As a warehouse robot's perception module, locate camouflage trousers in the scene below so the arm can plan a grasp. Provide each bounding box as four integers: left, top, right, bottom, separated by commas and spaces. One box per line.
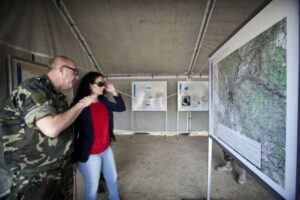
7, 161, 73, 200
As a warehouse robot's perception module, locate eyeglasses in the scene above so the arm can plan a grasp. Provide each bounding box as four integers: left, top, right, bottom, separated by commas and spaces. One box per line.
94, 82, 106, 87
62, 65, 79, 76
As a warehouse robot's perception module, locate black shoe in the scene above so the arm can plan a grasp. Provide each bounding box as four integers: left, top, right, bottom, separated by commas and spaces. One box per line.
97, 180, 107, 194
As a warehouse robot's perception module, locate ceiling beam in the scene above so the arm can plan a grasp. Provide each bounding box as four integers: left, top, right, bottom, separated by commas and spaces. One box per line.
187, 0, 215, 75
53, 0, 103, 73
106, 73, 209, 80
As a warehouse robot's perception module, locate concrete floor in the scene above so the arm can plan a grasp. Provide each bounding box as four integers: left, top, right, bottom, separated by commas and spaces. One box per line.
74, 135, 276, 200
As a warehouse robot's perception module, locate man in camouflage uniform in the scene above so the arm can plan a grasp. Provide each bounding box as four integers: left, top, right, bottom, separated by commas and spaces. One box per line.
0, 55, 96, 200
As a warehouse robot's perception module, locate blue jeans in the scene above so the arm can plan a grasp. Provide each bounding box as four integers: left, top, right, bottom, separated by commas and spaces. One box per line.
78, 146, 119, 200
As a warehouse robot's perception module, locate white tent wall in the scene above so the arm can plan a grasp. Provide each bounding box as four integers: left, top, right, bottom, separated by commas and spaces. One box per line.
109, 78, 209, 133
0, 0, 94, 104
0, 0, 273, 198
0, 0, 93, 197
0, 1, 210, 196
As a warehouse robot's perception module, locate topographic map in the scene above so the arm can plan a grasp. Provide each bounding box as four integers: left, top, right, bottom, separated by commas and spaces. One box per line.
213, 18, 286, 187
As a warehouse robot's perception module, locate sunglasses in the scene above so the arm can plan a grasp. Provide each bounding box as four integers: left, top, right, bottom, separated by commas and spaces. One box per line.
62, 65, 79, 76
94, 82, 106, 87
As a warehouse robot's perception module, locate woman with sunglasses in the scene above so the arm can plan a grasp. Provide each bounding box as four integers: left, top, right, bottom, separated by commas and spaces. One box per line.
72, 72, 125, 200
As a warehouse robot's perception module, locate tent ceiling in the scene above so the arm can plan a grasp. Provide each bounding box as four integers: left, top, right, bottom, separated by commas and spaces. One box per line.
63, 0, 268, 76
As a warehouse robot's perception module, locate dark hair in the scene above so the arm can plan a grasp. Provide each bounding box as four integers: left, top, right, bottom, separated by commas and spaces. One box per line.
72, 71, 104, 105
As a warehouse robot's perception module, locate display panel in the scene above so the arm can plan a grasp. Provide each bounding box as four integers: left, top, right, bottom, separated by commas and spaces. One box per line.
209, 0, 298, 199
11, 57, 49, 90
132, 81, 167, 111
177, 81, 208, 111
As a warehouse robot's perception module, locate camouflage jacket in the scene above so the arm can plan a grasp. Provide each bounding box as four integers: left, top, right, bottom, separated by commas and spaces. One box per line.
0, 75, 74, 174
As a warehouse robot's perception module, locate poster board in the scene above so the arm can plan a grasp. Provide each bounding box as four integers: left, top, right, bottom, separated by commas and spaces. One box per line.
209, 0, 298, 199
177, 81, 208, 111
132, 81, 167, 111
11, 57, 49, 90
10, 57, 73, 103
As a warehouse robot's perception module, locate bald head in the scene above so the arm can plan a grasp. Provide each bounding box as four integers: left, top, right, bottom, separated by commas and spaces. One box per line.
47, 55, 79, 90
49, 55, 75, 70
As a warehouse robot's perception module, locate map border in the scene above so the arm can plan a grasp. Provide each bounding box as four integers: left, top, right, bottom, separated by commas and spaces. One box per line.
208, 0, 299, 199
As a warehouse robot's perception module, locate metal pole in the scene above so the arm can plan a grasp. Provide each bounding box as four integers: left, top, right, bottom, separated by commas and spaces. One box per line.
186, 77, 189, 133
186, 111, 188, 133
189, 111, 192, 132
207, 137, 213, 200
165, 110, 168, 134
176, 110, 179, 139
131, 110, 134, 136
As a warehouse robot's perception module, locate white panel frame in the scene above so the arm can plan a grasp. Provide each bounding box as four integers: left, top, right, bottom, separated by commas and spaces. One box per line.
177, 81, 209, 111
131, 81, 167, 111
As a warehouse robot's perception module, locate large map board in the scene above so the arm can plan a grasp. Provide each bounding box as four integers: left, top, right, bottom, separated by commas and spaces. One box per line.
132, 81, 167, 111
209, 0, 298, 199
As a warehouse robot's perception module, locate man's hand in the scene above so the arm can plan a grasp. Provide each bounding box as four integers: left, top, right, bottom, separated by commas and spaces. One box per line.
35, 95, 98, 138
78, 95, 98, 108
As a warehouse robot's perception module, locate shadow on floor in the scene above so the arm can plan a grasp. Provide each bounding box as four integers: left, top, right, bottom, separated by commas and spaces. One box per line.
75, 135, 276, 200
